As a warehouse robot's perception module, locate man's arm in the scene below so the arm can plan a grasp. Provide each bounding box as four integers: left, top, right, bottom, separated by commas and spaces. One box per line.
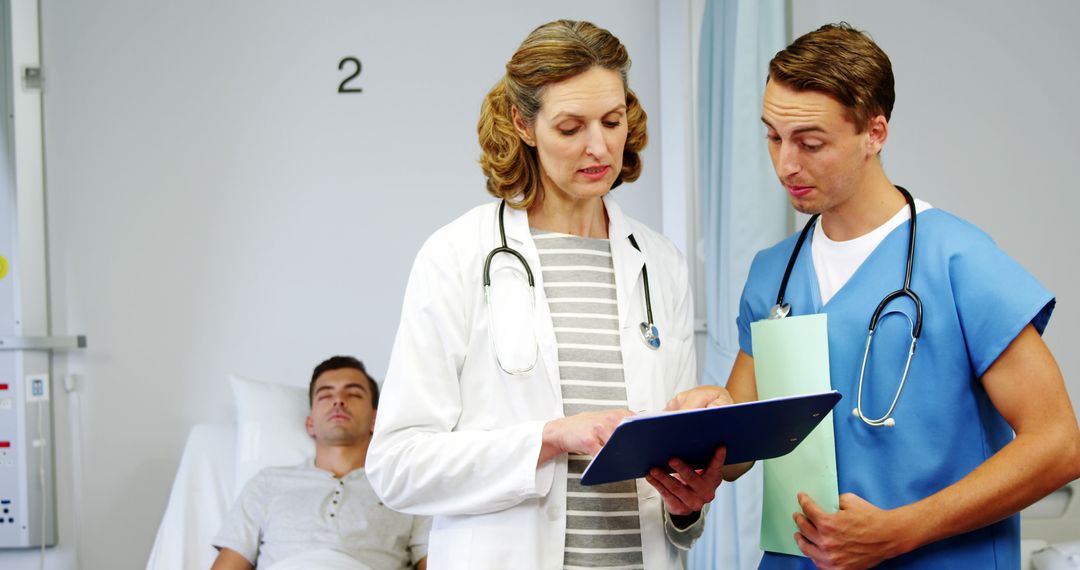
794, 324, 1080, 569
408, 514, 432, 570
720, 351, 757, 481
211, 471, 265, 570
724, 350, 758, 404
210, 547, 254, 570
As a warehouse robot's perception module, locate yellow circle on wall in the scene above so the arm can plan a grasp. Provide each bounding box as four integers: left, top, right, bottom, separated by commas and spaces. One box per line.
0, 255, 7, 280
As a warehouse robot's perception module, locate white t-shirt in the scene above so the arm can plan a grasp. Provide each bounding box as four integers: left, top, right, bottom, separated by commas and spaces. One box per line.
213, 461, 430, 569
812, 198, 933, 305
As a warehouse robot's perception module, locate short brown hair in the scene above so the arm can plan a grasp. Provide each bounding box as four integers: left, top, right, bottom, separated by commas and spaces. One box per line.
768, 22, 894, 132
478, 20, 648, 210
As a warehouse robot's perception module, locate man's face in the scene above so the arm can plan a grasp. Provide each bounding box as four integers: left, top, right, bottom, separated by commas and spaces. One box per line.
761, 80, 883, 216
305, 368, 376, 447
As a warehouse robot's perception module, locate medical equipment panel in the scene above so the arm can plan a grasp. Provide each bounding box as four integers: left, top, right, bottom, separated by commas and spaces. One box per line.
0, 3, 60, 546
0, 136, 57, 547
0, 365, 56, 549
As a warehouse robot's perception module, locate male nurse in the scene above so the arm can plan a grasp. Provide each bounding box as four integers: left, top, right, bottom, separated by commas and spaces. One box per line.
674, 22, 1080, 569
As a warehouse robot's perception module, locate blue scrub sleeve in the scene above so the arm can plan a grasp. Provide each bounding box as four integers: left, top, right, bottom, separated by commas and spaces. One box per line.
736, 249, 778, 358
735, 234, 807, 359
736, 289, 755, 357
949, 224, 1055, 378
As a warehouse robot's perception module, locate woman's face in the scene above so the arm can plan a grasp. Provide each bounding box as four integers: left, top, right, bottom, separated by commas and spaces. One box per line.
515, 67, 628, 205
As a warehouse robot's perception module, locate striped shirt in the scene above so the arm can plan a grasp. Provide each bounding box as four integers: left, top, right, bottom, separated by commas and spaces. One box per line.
533, 229, 645, 570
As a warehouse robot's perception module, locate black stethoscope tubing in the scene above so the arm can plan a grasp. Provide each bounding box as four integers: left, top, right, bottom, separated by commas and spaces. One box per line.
772, 186, 922, 339
772, 186, 923, 427
627, 233, 654, 329
483, 200, 535, 288
484, 200, 660, 351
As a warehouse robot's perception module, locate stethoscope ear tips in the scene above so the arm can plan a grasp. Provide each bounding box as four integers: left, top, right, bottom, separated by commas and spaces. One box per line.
639, 322, 660, 350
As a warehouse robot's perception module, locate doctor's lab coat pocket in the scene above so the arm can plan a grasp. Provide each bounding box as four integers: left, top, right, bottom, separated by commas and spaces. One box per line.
486, 265, 538, 377
426, 526, 472, 570
429, 524, 541, 570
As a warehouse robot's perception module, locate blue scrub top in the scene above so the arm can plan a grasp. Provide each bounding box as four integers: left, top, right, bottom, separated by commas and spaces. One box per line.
737, 208, 1054, 569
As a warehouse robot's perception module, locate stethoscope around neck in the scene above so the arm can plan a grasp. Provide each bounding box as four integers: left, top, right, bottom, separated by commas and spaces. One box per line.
483, 200, 661, 376
769, 186, 923, 428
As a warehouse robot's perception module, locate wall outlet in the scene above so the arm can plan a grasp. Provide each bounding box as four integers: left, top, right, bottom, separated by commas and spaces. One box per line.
25, 375, 49, 403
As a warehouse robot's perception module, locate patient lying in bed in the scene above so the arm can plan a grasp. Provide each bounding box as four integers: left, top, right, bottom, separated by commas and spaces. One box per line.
210, 356, 430, 570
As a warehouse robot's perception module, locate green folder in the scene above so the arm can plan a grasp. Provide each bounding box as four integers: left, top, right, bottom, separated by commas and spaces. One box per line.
751, 313, 839, 556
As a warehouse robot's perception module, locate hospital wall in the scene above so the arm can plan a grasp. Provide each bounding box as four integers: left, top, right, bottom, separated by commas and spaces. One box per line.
2, 2, 665, 568
2, 2, 1078, 570
789, 1, 1080, 414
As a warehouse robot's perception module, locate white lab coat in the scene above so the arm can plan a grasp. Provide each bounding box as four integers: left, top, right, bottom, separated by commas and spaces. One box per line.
367, 195, 703, 569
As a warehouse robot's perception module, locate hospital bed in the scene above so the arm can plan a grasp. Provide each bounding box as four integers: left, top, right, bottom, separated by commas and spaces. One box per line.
146, 423, 237, 569
146, 375, 1080, 569
147, 376, 315, 570
1023, 480, 1080, 569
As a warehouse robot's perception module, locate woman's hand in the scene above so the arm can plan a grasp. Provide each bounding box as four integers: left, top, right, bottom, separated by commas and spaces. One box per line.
537, 409, 633, 465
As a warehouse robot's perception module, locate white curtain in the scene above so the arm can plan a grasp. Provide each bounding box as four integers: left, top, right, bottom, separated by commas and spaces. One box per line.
689, 1, 788, 568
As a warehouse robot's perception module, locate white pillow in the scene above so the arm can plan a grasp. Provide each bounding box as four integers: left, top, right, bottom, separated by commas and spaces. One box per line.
230, 374, 315, 497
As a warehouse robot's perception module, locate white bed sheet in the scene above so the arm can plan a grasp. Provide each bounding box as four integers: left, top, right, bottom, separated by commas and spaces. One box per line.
146, 423, 236, 570
147, 424, 1077, 570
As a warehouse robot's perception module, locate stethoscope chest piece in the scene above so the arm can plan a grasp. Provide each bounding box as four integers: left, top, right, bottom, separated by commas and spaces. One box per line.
486, 200, 665, 373
640, 322, 661, 350
769, 303, 791, 320
768, 186, 921, 429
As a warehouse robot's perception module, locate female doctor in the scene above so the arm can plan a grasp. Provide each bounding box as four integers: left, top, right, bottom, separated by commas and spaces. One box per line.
367, 20, 725, 570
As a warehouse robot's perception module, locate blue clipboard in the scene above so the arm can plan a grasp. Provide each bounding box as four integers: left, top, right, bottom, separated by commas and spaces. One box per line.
580, 391, 842, 486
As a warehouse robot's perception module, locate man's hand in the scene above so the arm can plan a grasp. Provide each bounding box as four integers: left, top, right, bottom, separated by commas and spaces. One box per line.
664, 385, 734, 411
645, 446, 726, 516
793, 492, 910, 570
537, 409, 634, 465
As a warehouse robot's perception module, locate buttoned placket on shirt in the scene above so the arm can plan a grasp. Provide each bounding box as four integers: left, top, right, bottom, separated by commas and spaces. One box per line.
326, 468, 368, 532
327, 474, 345, 526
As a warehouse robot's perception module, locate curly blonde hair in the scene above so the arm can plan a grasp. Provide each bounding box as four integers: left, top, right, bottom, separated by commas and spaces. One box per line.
478, 20, 648, 210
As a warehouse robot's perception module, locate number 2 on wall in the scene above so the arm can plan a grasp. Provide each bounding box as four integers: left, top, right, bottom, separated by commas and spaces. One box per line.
338, 57, 363, 94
